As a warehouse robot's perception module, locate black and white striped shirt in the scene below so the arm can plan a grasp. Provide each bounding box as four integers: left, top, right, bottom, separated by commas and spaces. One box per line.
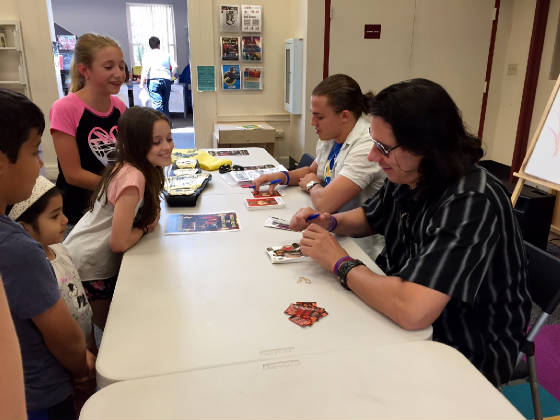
362, 165, 531, 385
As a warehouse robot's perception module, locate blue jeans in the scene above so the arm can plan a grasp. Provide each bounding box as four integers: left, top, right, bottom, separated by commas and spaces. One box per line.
148, 78, 172, 117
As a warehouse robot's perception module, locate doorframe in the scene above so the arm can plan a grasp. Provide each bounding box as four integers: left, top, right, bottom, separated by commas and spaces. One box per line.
510, 0, 550, 180
323, 0, 331, 79
478, 0, 501, 140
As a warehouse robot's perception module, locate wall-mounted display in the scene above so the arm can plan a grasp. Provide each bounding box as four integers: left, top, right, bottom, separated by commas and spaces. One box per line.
242, 67, 263, 90
241, 36, 262, 61
241, 5, 262, 33
222, 64, 241, 90
220, 36, 240, 61
220, 4, 241, 32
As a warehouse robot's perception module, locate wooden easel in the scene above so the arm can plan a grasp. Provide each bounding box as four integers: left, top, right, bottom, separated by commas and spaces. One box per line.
512, 75, 560, 235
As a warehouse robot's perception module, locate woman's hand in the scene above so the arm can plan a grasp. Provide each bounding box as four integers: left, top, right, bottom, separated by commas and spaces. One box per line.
298, 172, 321, 192
290, 207, 332, 232
299, 223, 348, 272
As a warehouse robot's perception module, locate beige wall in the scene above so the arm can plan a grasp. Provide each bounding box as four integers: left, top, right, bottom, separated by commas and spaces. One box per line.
6, 0, 558, 173
482, 0, 535, 164
188, 0, 308, 165
1, 0, 62, 178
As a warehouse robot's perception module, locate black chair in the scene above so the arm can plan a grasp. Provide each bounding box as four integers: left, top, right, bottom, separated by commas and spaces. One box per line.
507, 241, 560, 420
297, 153, 315, 169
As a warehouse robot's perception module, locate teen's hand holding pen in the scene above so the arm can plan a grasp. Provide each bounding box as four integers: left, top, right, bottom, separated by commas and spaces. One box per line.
289, 208, 334, 232
252, 171, 290, 194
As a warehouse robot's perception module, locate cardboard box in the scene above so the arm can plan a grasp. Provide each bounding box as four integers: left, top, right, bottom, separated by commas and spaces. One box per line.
214, 122, 274, 146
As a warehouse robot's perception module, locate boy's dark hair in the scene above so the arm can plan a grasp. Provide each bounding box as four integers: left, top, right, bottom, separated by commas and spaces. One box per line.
368, 78, 483, 196
0, 89, 45, 163
16, 187, 62, 231
149, 36, 160, 49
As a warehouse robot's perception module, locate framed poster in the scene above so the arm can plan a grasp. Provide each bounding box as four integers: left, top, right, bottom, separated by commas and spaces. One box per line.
219, 4, 241, 32
220, 36, 240, 61
241, 36, 262, 61
241, 5, 262, 33
242, 67, 263, 90
222, 64, 241, 90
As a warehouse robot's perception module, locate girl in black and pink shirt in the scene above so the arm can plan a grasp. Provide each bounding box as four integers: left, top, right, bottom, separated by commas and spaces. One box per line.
50, 34, 127, 225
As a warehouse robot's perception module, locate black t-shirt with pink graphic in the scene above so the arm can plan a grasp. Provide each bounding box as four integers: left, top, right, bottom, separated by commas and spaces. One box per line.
50, 93, 127, 224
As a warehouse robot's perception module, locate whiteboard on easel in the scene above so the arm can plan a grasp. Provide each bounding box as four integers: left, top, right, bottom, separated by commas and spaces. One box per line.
524, 80, 560, 184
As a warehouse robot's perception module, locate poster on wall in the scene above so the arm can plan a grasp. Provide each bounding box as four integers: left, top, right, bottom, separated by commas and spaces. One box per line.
241, 36, 262, 61
242, 67, 263, 90
220, 36, 240, 61
57, 35, 76, 51
196, 66, 216, 92
222, 64, 241, 90
241, 5, 262, 33
220, 4, 241, 32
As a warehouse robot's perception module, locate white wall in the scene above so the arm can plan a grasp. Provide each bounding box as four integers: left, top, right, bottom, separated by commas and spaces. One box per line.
1, 0, 63, 179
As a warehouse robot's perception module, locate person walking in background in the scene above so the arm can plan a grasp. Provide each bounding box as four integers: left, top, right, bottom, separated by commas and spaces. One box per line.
140, 36, 177, 117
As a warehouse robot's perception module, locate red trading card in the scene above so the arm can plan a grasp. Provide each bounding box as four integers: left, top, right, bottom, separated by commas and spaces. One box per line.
246, 197, 279, 207
251, 190, 281, 198
296, 302, 317, 308
289, 316, 314, 327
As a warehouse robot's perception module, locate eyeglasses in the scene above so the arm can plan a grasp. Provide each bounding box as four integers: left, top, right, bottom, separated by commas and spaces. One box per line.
218, 164, 245, 174
369, 127, 401, 157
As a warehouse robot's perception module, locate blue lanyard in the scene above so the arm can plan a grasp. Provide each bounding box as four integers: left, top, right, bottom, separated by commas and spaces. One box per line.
323, 142, 343, 185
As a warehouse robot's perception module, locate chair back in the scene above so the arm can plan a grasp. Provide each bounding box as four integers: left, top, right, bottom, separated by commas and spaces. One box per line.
297, 153, 315, 169
525, 241, 560, 315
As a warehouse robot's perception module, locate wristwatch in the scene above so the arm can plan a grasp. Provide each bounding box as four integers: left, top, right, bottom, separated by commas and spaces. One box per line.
337, 259, 365, 290
305, 180, 320, 192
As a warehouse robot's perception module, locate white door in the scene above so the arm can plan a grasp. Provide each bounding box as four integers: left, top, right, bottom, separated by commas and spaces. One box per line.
329, 0, 494, 133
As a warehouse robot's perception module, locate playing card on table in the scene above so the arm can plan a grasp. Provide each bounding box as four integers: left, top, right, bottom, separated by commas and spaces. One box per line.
265, 243, 309, 263
251, 189, 285, 198
246, 197, 285, 210
264, 217, 290, 231
284, 302, 328, 327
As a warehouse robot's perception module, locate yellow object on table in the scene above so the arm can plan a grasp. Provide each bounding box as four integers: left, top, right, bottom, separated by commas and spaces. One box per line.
193, 150, 231, 171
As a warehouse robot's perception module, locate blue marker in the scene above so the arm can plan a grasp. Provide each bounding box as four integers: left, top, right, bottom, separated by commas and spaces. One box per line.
249, 179, 283, 188
306, 213, 320, 221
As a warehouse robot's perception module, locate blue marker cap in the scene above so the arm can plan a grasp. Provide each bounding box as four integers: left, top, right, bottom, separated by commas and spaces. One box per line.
306, 213, 320, 221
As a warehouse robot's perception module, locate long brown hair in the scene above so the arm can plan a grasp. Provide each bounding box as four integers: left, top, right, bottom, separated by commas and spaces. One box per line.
91, 107, 169, 229
70, 33, 122, 92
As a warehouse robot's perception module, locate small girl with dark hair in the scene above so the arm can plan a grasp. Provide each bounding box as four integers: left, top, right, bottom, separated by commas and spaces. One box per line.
64, 107, 174, 329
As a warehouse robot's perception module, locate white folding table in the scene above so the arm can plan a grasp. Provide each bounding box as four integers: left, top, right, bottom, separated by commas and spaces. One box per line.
83, 341, 522, 419
96, 148, 431, 388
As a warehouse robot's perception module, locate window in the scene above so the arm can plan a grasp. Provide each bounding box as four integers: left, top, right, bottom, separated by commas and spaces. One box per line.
126, 3, 177, 67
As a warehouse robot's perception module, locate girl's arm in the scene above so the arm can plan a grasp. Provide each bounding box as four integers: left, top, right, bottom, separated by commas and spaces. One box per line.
52, 131, 101, 191
32, 297, 88, 379
109, 186, 145, 253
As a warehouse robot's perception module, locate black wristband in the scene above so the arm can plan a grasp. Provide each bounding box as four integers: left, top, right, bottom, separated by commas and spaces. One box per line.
336, 259, 364, 290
